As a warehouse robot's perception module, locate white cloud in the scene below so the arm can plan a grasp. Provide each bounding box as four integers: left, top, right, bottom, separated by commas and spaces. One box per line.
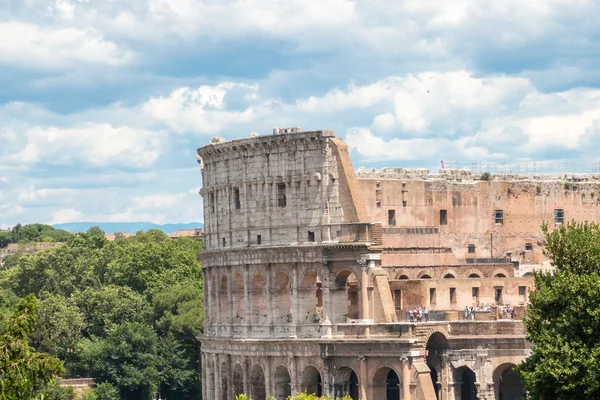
50, 208, 83, 224
6, 124, 166, 168
0, 21, 133, 70
17, 185, 79, 205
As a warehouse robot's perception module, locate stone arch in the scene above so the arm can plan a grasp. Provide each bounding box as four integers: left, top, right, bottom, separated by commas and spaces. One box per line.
299, 270, 323, 323
300, 366, 322, 396
464, 268, 484, 279
454, 366, 477, 400
426, 331, 449, 399
274, 271, 292, 324
233, 273, 245, 323
332, 269, 360, 323
372, 366, 401, 400
395, 268, 413, 280
398, 274, 410, 280
220, 361, 229, 400
220, 275, 228, 324
233, 363, 244, 397
522, 272, 534, 277
418, 269, 433, 279
251, 273, 267, 324
493, 363, 524, 400
441, 269, 458, 279
333, 367, 359, 400
491, 268, 510, 278
274, 365, 292, 400
250, 364, 266, 400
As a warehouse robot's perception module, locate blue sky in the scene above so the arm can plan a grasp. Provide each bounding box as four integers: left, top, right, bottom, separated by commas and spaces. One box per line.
2, 0, 600, 227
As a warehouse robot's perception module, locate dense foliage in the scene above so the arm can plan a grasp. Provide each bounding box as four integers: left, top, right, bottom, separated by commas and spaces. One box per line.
517, 221, 600, 399
0, 227, 204, 400
235, 394, 353, 400
0, 224, 72, 248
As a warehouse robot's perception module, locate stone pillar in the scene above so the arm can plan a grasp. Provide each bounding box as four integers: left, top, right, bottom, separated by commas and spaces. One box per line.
215, 269, 222, 335
201, 353, 207, 400
243, 358, 250, 396
290, 356, 299, 395
321, 262, 333, 338
228, 354, 234, 400
322, 357, 332, 396
359, 356, 368, 400
359, 260, 371, 337
227, 267, 233, 332
214, 354, 220, 400
402, 357, 412, 400
206, 270, 213, 334
244, 266, 251, 336
267, 264, 273, 332
265, 357, 273, 398
292, 262, 299, 337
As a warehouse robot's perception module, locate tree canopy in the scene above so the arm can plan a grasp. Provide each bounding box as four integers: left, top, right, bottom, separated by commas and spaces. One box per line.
517, 221, 600, 399
0, 227, 204, 399
0, 224, 72, 248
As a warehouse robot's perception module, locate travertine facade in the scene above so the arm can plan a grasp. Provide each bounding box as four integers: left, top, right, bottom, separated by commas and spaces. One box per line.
196, 129, 562, 400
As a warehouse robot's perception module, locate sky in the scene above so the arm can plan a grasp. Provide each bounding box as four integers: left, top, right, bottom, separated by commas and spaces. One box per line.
2, 0, 600, 227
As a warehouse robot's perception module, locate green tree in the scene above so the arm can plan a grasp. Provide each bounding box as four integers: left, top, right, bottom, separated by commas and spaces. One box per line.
77, 322, 159, 399
82, 382, 120, 400
0, 295, 64, 399
517, 221, 600, 399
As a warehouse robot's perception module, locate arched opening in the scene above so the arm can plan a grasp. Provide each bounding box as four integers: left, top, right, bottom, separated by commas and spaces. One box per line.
220, 361, 229, 400
233, 364, 244, 397
420, 274, 432, 279
522, 272, 534, 277
211, 278, 218, 323
300, 366, 322, 396
220, 275, 228, 324
300, 271, 323, 323
332, 270, 360, 323
494, 273, 507, 278
333, 367, 359, 400
443, 274, 456, 279
274, 366, 292, 400
251, 274, 267, 325
426, 332, 448, 399
454, 367, 477, 400
233, 273, 245, 324
468, 274, 481, 278
372, 367, 400, 400
274, 271, 292, 325
495, 364, 525, 400
398, 275, 410, 280
250, 364, 266, 400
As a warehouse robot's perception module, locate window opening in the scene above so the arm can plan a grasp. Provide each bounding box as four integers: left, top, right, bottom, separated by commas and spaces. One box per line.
554, 209, 564, 224
308, 231, 315, 242
525, 243, 533, 251
277, 183, 287, 207
234, 188, 240, 209
429, 288, 436, 305
388, 210, 396, 226
257, 235, 262, 245
494, 210, 504, 225
376, 201, 382, 208
468, 244, 475, 253
402, 200, 407, 207
449, 287, 457, 304
440, 210, 448, 225
222, 238, 226, 247
210, 193, 215, 213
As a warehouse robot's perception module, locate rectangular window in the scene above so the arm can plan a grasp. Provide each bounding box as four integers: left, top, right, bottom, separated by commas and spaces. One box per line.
388, 210, 396, 226
440, 209, 448, 225
308, 231, 315, 242
234, 188, 240, 209
210, 193, 215, 213
449, 287, 457, 304
525, 243, 533, 251
402, 200, 407, 207
495, 287, 503, 303
256, 235, 262, 245
376, 201, 382, 208
277, 183, 287, 207
222, 238, 226, 247
429, 288, 436, 305
468, 244, 476, 254
494, 210, 504, 225
393, 290, 402, 309
519, 286, 527, 296
554, 209, 564, 224
472, 287, 479, 299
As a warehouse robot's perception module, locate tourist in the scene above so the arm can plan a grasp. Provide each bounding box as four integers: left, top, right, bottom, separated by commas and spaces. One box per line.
409, 309, 414, 322
424, 307, 429, 322
464, 306, 469, 320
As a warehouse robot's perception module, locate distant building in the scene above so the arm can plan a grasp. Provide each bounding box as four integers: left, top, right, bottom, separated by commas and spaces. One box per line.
104, 232, 136, 241
168, 228, 204, 239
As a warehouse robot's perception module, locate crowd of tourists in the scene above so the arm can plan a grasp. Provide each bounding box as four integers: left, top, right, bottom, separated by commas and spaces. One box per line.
407, 307, 429, 322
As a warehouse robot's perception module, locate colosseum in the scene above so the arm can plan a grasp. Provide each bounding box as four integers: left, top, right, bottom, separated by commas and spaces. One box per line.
197, 128, 600, 400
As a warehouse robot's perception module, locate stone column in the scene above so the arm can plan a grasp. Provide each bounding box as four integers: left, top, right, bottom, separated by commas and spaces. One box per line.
321, 262, 333, 338
265, 357, 273, 398
227, 267, 233, 336
243, 358, 250, 396
227, 354, 234, 400
214, 354, 220, 400
402, 357, 412, 400
322, 356, 332, 397
290, 356, 299, 395
244, 266, 251, 336
215, 268, 222, 335
359, 356, 368, 400
204, 269, 211, 332
201, 353, 207, 400
359, 260, 371, 337
266, 264, 273, 333
292, 262, 299, 337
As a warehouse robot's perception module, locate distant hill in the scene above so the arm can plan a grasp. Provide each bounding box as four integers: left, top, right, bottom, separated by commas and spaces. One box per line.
52, 222, 203, 235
